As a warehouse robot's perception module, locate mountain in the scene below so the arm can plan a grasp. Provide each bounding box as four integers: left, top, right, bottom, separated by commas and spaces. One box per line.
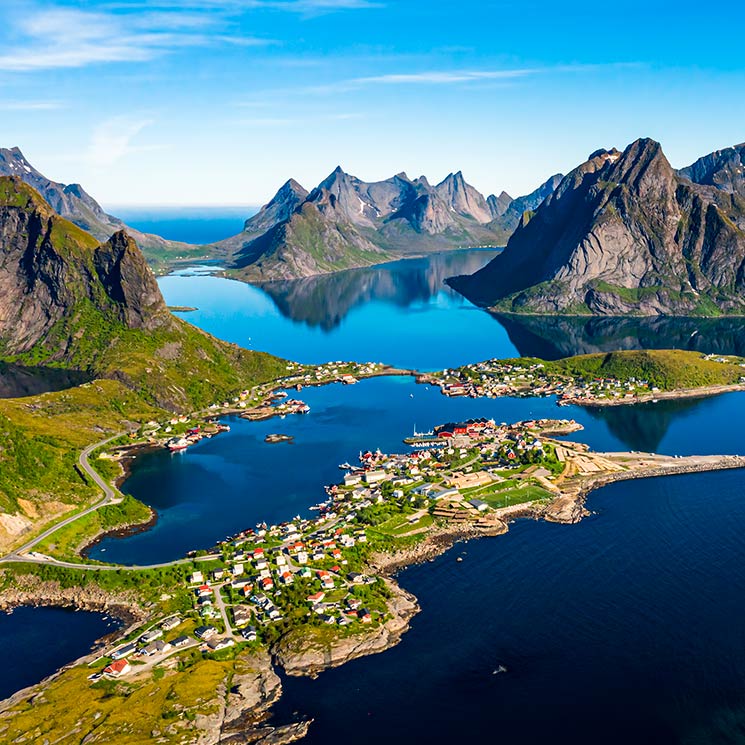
679, 143, 745, 197
222, 168, 563, 282
0, 147, 210, 271
448, 138, 745, 316
0, 176, 284, 410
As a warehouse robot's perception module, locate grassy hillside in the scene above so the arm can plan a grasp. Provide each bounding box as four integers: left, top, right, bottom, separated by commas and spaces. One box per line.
0, 380, 165, 543
5, 304, 288, 412
551, 349, 745, 390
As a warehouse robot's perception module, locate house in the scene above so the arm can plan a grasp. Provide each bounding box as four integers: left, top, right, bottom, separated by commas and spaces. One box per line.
103, 659, 131, 678
359, 609, 372, 624
347, 572, 365, 584
468, 498, 489, 512
161, 616, 182, 631
231, 563, 244, 576
241, 626, 258, 642
344, 472, 362, 487
296, 551, 309, 565
140, 629, 163, 644
171, 635, 191, 648
211, 569, 225, 581
208, 637, 235, 651
142, 640, 172, 656
189, 571, 204, 584
110, 643, 137, 660
259, 576, 274, 591
195, 625, 219, 640
196, 584, 213, 598
364, 470, 387, 484
307, 591, 325, 604
233, 607, 252, 627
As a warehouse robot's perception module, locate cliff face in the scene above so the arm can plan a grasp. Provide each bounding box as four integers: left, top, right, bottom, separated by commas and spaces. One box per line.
448, 139, 745, 316
225, 167, 563, 281
679, 143, 745, 197
0, 176, 285, 411
0, 177, 169, 357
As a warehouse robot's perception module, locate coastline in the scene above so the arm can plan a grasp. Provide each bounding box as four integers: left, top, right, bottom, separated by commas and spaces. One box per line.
561, 382, 745, 408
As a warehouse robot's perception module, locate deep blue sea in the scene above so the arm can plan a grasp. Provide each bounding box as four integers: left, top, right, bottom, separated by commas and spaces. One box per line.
9, 243, 745, 743
0, 607, 120, 700
110, 205, 256, 245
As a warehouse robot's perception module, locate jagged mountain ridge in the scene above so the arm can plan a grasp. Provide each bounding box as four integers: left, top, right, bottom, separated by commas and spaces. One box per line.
222, 167, 563, 281
0, 176, 283, 410
448, 138, 745, 316
0, 147, 205, 269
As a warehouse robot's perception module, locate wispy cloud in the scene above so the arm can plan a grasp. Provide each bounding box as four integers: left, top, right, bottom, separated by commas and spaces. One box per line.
85, 117, 157, 168
0, 100, 64, 111
0, 6, 274, 72
235, 111, 363, 126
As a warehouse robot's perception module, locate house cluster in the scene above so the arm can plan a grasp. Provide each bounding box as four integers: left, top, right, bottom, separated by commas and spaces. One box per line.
424, 359, 675, 405
97, 615, 189, 680
423, 361, 562, 399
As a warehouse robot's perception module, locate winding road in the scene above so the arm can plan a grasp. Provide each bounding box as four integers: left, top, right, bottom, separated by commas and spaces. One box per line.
0, 433, 220, 571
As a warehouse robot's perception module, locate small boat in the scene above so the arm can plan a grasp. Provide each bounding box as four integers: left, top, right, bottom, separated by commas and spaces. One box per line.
338, 462, 352, 470
167, 438, 190, 452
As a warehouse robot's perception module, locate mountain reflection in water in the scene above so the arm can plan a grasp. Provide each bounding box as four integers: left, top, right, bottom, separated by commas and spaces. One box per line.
257, 249, 499, 331
495, 314, 745, 360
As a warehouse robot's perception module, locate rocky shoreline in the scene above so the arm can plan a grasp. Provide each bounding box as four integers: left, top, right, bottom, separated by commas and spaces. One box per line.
79, 506, 158, 559
273, 579, 420, 678
563, 382, 745, 408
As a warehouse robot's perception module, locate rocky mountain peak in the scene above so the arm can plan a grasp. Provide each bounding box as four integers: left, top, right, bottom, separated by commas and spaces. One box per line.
679, 143, 745, 196
0, 177, 170, 356
93, 230, 169, 331
447, 138, 745, 316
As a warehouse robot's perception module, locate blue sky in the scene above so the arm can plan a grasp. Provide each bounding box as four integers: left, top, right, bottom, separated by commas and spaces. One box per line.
1, 0, 744, 206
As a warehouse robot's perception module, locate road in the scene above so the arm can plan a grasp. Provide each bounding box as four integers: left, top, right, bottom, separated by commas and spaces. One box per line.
0, 433, 125, 565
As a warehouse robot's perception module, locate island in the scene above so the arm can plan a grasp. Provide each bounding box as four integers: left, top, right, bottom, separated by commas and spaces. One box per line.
1, 402, 743, 742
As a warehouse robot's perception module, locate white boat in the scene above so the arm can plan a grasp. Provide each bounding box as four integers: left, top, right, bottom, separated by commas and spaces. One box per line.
168, 438, 190, 452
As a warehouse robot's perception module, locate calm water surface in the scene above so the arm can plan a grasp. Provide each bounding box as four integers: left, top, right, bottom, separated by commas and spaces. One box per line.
276, 469, 745, 744
0, 607, 120, 700
91, 376, 745, 564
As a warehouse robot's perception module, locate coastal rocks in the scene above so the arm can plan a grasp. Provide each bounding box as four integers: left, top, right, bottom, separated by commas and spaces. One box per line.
264, 434, 294, 444
0, 576, 146, 625
540, 494, 590, 524
214, 652, 312, 745
370, 522, 510, 575
274, 579, 419, 677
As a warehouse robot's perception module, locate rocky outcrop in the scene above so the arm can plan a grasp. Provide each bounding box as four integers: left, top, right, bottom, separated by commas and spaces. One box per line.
679, 142, 745, 197
273, 579, 419, 677
0, 576, 146, 625
448, 138, 745, 316
0, 177, 171, 357
224, 167, 562, 281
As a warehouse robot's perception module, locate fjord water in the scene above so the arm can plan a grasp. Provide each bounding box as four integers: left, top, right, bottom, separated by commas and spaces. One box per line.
160, 249, 516, 369
93, 375, 745, 565
276, 469, 745, 745
0, 607, 120, 700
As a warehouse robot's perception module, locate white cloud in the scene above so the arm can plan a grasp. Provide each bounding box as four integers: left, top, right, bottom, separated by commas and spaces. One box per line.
86, 117, 155, 168
0, 6, 273, 72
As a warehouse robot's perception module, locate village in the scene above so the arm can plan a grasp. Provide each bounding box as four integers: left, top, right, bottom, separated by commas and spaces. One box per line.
419, 359, 663, 405
94, 413, 631, 683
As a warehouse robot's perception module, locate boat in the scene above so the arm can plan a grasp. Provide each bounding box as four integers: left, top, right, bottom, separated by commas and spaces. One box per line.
167, 437, 190, 452
338, 462, 353, 470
